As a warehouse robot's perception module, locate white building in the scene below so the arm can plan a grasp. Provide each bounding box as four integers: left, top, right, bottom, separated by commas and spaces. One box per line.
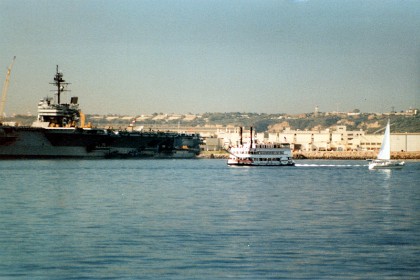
258, 126, 366, 151
360, 133, 420, 152
131, 123, 420, 152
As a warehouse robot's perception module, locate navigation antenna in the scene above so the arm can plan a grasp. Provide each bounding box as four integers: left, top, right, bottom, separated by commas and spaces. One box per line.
50, 65, 71, 104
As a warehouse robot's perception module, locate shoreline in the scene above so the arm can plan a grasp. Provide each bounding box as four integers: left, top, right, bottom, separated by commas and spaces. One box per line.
198, 151, 420, 160
293, 151, 420, 160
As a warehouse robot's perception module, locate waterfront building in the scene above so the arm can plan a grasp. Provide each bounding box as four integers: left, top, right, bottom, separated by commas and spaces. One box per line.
262, 126, 365, 151
128, 123, 420, 153
360, 133, 420, 152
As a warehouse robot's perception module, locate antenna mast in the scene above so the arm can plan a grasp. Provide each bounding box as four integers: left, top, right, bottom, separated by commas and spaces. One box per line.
50, 65, 70, 104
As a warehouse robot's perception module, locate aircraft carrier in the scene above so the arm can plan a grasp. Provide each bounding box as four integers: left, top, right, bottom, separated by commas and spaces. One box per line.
0, 66, 201, 159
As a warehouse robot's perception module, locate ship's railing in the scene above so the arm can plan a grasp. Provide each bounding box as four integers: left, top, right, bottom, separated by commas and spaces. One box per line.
254, 143, 290, 149
229, 149, 288, 155
231, 143, 290, 149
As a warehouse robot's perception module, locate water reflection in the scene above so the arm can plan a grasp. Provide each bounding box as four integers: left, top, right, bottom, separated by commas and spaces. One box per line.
378, 168, 391, 188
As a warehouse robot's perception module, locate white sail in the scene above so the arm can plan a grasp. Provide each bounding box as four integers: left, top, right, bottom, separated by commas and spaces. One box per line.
377, 120, 391, 160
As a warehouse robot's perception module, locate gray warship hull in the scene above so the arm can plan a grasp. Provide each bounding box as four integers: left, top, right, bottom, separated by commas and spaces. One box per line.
0, 126, 201, 159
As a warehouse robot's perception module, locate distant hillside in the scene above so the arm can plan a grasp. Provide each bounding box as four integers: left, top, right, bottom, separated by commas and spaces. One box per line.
266, 114, 420, 133
3, 112, 419, 133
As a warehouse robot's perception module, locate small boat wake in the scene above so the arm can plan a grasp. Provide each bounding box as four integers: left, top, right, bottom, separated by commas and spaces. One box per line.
295, 163, 366, 167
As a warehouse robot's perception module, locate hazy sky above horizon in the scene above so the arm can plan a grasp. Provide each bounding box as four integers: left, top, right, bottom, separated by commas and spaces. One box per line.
1, 0, 419, 115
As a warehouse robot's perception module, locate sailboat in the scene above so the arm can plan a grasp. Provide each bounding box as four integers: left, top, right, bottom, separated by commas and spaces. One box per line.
368, 120, 405, 170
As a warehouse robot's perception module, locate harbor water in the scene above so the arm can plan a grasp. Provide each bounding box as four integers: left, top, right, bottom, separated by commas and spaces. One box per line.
0, 159, 419, 279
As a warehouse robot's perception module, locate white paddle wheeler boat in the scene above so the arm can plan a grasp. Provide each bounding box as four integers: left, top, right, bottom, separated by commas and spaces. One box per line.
227, 127, 295, 167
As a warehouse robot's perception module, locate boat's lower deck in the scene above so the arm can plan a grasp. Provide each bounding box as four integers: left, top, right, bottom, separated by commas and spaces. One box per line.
228, 158, 295, 166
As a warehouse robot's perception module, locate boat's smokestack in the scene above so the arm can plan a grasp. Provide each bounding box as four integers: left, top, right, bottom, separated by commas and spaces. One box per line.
250, 127, 253, 148
239, 127, 243, 146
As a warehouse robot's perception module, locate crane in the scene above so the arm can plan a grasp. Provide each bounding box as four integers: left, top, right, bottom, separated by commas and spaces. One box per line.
0, 56, 16, 123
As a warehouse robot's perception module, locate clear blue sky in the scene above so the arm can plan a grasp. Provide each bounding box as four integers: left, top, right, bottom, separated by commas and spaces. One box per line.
1, 0, 419, 115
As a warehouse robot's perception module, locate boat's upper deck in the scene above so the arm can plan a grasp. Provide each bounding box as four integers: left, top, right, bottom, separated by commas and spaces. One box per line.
231, 142, 291, 150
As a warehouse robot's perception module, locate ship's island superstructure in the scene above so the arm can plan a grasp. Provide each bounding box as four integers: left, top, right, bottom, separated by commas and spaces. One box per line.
0, 66, 200, 159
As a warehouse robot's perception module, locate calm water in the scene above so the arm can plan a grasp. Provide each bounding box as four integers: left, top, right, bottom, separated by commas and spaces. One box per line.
0, 159, 419, 279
